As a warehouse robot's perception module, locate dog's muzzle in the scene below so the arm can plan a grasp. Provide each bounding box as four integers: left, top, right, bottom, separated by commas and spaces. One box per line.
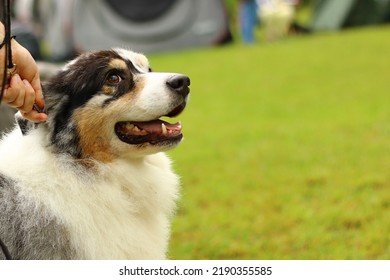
115, 74, 190, 147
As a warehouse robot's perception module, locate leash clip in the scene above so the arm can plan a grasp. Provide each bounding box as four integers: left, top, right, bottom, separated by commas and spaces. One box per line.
6, 63, 17, 81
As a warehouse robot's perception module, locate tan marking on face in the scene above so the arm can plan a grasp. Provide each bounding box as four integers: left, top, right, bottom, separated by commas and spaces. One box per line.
102, 58, 130, 96
101, 85, 115, 96
73, 106, 116, 163
120, 75, 147, 102
109, 58, 127, 70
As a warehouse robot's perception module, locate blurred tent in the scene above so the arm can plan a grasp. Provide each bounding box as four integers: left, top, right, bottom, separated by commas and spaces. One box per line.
74, 0, 232, 54
14, 0, 232, 61
312, 0, 390, 30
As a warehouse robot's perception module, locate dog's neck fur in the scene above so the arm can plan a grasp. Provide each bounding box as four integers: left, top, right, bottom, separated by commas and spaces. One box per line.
0, 126, 179, 259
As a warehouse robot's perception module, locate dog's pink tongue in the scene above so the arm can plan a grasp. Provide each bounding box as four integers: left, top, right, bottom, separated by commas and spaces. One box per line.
132, 120, 182, 134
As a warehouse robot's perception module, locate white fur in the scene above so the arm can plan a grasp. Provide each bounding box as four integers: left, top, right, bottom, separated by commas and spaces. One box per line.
0, 127, 180, 259
128, 72, 185, 121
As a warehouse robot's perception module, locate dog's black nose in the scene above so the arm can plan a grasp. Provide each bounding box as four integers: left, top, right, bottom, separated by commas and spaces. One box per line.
166, 75, 190, 97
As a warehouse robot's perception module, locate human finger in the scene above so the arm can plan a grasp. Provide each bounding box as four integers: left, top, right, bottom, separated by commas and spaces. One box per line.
21, 110, 48, 123
31, 74, 45, 109
21, 80, 48, 122
3, 74, 25, 106
17, 79, 36, 113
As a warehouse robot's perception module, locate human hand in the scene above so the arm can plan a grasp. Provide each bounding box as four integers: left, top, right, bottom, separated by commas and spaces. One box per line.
1, 22, 48, 122
3, 73, 47, 122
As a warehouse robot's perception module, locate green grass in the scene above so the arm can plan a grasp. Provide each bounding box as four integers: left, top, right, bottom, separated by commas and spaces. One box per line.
149, 25, 390, 259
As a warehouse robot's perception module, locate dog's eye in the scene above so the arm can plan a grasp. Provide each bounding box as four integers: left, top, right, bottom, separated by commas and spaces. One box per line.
106, 74, 122, 85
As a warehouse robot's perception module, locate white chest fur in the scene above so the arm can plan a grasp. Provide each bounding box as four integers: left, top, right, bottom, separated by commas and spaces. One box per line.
0, 129, 180, 259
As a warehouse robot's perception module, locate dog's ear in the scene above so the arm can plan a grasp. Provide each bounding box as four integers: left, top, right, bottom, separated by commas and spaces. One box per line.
14, 112, 35, 135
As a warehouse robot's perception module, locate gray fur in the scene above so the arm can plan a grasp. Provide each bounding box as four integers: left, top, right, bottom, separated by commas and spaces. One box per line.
0, 174, 76, 260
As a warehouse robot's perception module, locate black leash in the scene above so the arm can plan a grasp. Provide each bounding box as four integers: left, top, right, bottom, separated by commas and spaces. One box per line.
0, 0, 14, 260
1, 0, 16, 103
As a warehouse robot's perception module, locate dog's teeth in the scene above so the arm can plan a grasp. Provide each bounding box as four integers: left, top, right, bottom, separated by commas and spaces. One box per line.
125, 123, 141, 132
161, 123, 168, 135
125, 123, 135, 130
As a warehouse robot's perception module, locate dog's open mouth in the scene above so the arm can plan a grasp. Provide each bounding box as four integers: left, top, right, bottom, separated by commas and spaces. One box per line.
114, 104, 185, 145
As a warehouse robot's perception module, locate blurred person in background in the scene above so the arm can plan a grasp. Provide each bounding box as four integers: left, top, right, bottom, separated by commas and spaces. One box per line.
258, 0, 299, 41
238, 0, 259, 43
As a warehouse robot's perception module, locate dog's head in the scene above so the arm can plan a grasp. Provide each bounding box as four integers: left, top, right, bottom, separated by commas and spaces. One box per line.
27, 49, 190, 162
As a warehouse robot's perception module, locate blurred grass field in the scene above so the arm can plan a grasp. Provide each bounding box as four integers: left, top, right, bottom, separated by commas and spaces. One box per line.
149, 25, 390, 259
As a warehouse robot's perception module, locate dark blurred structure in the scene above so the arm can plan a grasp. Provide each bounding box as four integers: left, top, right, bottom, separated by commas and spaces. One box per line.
312, 0, 390, 30
12, 0, 232, 61
74, 0, 232, 54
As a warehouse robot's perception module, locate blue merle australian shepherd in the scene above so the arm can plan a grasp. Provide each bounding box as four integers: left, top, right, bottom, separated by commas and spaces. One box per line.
0, 48, 190, 259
